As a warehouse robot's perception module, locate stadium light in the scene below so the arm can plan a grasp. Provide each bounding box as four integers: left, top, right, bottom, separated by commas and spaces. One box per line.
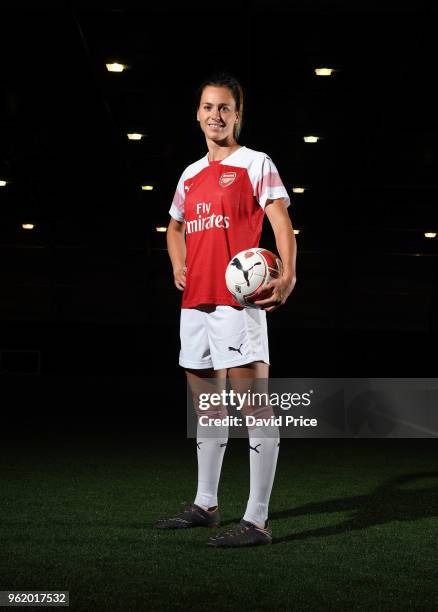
303, 136, 319, 143
314, 68, 335, 76
156, 227, 167, 233
141, 185, 154, 191
21, 224, 35, 230
127, 133, 144, 140
424, 232, 437, 239
292, 187, 306, 194
106, 62, 128, 72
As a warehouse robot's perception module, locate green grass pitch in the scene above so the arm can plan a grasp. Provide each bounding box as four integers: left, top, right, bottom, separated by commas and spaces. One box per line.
0, 435, 437, 611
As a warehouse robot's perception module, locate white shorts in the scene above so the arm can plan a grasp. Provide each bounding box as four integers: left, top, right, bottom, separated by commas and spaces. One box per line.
179, 305, 270, 371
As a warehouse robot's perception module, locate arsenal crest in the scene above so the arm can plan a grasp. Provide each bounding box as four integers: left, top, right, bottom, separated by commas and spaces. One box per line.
219, 172, 237, 187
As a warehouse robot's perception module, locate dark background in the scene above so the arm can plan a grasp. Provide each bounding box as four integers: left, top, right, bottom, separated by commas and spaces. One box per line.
1, 1, 437, 433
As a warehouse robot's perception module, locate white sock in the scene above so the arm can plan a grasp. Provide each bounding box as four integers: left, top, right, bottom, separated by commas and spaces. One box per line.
243, 425, 280, 527
194, 421, 228, 509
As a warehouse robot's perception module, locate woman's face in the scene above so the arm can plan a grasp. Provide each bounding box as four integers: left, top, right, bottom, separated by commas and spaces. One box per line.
197, 86, 239, 143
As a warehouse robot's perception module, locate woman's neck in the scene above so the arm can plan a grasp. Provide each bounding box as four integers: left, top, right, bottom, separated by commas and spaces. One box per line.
207, 141, 241, 162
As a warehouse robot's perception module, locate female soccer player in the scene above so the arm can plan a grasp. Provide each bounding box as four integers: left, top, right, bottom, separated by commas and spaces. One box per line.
155, 73, 297, 547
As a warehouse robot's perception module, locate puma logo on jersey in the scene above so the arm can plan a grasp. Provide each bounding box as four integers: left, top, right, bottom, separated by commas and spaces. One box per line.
219, 172, 237, 187
184, 184, 192, 192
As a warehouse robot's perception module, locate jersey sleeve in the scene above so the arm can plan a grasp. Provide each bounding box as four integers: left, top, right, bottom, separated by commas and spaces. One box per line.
254, 155, 291, 210
168, 170, 186, 222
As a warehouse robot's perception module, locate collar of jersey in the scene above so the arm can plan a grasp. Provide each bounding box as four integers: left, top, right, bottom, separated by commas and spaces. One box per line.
206, 145, 245, 165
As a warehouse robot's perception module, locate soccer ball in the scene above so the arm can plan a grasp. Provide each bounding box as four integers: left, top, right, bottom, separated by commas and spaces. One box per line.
225, 248, 283, 308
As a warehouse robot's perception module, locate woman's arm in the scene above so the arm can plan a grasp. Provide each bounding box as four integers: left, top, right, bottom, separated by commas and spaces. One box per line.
166, 217, 187, 291
253, 198, 297, 312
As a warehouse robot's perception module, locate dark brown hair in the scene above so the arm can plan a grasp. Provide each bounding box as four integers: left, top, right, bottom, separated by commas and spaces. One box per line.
196, 73, 244, 140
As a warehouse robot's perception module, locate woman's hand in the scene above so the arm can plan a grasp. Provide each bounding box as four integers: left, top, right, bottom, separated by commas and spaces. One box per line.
253, 274, 296, 312
173, 266, 187, 291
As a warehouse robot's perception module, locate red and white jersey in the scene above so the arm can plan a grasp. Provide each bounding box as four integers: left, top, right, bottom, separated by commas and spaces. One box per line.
169, 146, 291, 308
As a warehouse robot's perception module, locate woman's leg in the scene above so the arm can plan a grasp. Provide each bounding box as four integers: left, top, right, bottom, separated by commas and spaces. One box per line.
228, 361, 280, 529
186, 367, 228, 512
